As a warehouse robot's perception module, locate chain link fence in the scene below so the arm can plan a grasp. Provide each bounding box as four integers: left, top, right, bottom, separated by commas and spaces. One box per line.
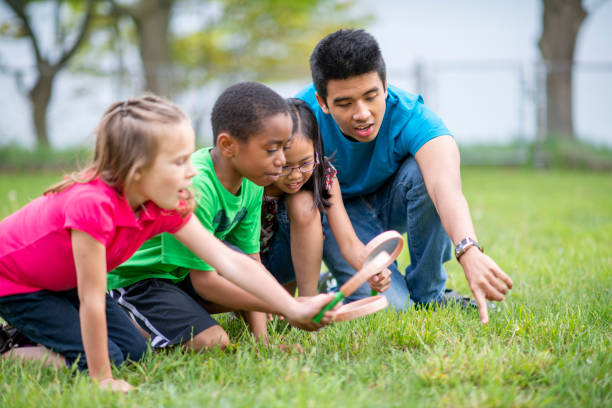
1, 60, 611, 163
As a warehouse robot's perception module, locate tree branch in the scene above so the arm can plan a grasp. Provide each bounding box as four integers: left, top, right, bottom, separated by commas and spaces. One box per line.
588, 0, 610, 14
5, 0, 44, 63
0, 60, 27, 96
108, 0, 137, 20
56, 0, 96, 68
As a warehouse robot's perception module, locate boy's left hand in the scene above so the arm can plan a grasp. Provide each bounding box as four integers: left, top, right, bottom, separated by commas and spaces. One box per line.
368, 268, 391, 293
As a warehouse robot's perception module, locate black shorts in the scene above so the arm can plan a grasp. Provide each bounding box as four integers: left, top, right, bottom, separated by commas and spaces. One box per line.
0, 289, 147, 369
109, 277, 218, 348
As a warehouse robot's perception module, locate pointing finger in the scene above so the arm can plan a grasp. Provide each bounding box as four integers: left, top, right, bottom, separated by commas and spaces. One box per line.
474, 290, 489, 324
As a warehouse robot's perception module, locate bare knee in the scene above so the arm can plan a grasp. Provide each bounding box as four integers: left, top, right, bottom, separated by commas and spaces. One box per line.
287, 191, 320, 226
2, 345, 66, 369
184, 325, 229, 352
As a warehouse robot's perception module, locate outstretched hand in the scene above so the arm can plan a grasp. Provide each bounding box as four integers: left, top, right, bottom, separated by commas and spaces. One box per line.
368, 268, 391, 293
459, 247, 513, 324
285, 294, 338, 331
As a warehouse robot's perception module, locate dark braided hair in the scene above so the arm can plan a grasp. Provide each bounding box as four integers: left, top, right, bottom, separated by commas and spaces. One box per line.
287, 98, 332, 213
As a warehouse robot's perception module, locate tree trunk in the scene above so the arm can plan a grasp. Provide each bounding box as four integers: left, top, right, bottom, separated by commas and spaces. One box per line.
538, 0, 587, 140
5, 0, 94, 149
132, 0, 174, 97
28, 66, 56, 148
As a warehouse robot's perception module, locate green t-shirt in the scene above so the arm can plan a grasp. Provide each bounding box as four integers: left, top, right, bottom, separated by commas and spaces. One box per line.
107, 147, 263, 290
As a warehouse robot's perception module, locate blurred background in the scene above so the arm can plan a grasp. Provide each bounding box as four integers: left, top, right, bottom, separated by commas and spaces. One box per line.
0, 0, 611, 169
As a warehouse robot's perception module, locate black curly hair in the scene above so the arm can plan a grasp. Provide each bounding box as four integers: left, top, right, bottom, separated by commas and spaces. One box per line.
211, 82, 289, 144
309, 28, 386, 103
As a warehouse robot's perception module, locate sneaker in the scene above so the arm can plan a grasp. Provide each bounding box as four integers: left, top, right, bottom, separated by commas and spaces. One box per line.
317, 271, 338, 294
0, 324, 35, 354
418, 289, 498, 312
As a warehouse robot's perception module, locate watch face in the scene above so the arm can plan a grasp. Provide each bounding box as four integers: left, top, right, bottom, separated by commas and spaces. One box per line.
454, 237, 482, 260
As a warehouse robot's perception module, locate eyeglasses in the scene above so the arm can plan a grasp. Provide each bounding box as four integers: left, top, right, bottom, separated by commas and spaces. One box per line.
280, 155, 319, 176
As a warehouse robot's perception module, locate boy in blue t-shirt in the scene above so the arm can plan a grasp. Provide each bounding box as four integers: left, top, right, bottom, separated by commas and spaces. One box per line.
294, 29, 513, 324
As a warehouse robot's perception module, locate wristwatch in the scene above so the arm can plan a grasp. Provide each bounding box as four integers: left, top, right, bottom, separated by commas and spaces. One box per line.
454, 237, 483, 261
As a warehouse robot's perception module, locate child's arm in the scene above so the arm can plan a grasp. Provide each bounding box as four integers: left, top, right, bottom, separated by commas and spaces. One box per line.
325, 177, 366, 270
191, 270, 269, 341
325, 178, 391, 293
71, 230, 133, 393
190, 270, 274, 312
285, 191, 324, 296
189, 253, 269, 341
173, 217, 336, 328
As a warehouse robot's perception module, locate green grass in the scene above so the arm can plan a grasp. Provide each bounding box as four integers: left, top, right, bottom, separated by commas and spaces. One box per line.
1, 168, 611, 407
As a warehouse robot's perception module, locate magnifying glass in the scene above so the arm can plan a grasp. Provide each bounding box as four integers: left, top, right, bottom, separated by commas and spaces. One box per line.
313, 230, 404, 323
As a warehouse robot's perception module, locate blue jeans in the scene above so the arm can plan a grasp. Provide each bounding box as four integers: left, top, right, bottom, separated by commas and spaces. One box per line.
262, 156, 452, 310
261, 197, 296, 285
322, 156, 453, 310
0, 289, 147, 370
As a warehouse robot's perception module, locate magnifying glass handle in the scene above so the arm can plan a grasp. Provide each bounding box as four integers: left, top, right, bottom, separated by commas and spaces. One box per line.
313, 291, 345, 323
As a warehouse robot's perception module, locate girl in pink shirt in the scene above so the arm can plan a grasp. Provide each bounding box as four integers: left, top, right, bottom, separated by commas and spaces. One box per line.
0, 95, 336, 393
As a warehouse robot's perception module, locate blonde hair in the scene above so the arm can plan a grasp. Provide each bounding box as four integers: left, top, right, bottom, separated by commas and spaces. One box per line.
46, 95, 188, 196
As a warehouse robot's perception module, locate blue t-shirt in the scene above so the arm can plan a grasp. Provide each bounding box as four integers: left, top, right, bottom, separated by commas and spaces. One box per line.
296, 84, 451, 198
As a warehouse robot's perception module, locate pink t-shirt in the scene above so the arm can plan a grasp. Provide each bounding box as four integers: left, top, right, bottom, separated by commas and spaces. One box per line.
0, 178, 191, 296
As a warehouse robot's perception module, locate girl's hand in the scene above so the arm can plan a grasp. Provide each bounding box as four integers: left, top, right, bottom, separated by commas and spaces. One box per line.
285, 294, 337, 330
368, 268, 391, 293
98, 377, 135, 393
267, 312, 282, 321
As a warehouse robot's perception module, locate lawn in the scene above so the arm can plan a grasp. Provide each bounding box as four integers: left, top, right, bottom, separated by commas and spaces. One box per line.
1, 167, 610, 407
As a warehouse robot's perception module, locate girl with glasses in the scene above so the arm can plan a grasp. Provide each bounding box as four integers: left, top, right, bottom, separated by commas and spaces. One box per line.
260, 98, 390, 297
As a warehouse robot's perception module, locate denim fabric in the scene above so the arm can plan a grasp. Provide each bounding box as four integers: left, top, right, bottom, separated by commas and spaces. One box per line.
261, 156, 453, 309
0, 289, 147, 370
260, 197, 296, 285
321, 156, 452, 310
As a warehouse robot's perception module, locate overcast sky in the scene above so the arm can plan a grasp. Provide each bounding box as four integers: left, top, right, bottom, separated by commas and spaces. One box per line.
365, 0, 611, 68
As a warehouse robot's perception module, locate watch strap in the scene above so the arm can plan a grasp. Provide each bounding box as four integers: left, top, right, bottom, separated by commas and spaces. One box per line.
454, 237, 483, 261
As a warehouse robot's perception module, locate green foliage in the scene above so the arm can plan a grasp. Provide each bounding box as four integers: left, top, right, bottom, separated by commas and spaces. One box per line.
69, 0, 368, 86
0, 144, 93, 171
172, 0, 369, 84
1, 168, 611, 407
459, 142, 530, 166
532, 137, 612, 170
1, 140, 609, 172
457, 139, 612, 170
0, 0, 94, 47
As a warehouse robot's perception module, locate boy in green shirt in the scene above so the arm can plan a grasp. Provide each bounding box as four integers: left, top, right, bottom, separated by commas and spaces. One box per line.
108, 82, 304, 351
